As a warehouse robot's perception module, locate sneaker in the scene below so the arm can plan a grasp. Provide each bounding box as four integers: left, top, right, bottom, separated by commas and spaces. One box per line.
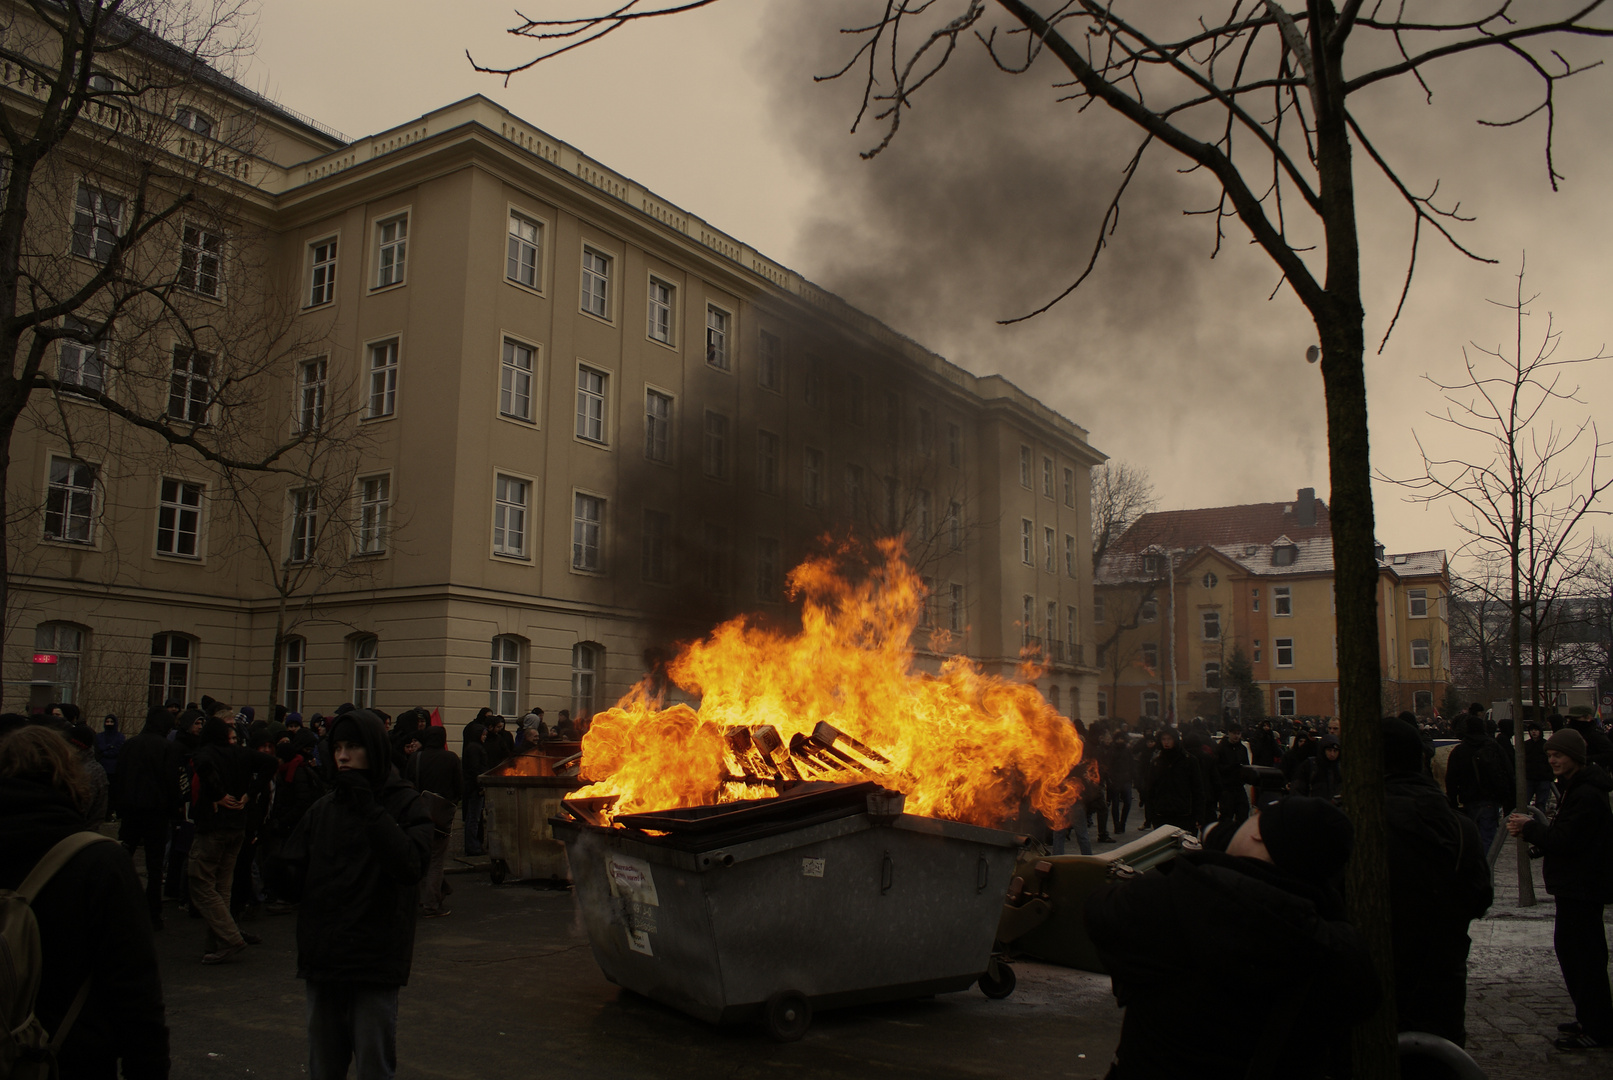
419, 907, 452, 919
1553, 1033, 1611, 1051
201, 942, 246, 965
240, 932, 262, 946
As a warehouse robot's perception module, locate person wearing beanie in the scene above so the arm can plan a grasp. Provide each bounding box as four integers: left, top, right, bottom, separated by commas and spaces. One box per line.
266, 709, 434, 1078
1507, 726, 1613, 1050
1085, 796, 1377, 1079
1380, 717, 1492, 1046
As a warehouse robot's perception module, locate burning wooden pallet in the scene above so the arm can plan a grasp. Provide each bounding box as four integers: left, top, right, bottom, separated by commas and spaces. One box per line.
722, 721, 892, 786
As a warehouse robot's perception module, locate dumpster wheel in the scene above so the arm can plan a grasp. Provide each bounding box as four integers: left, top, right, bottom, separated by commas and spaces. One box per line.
763, 991, 812, 1042
489, 859, 510, 886
978, 958, 1016, 1000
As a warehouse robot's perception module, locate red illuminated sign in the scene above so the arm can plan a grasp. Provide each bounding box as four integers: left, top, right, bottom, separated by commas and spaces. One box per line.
32, 653, 58, 664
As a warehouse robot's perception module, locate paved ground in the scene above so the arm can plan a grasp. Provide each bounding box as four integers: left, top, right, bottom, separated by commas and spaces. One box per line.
140, 820, 1611, 1079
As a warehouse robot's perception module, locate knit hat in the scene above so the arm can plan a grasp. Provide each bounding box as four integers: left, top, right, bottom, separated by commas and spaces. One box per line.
1258, 796, 1353, 887
1545, 727, 1587, 766
1318, 734, 1341, 754
1380, 717, 1426, 774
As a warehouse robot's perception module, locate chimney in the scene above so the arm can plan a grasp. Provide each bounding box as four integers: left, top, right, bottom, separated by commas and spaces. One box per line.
1295, 487, 1317, 528
1374, 541, 1385, 562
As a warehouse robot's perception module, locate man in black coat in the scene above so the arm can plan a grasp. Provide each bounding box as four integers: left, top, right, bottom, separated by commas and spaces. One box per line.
267, 709, 434, 1080
188, 714, 276, 964
1085, 796, 1377, 1079
1381, 717, 1492, 1045
1147, 728, 1204, 833
1249, 719, 1282, 769
1446, 715, 1512, 852
460, 721, 489, 856
1214, 722, 1251, 828
117, 707, 182, 928
406, 725, 462, 916
1507, 728, 1613, 1050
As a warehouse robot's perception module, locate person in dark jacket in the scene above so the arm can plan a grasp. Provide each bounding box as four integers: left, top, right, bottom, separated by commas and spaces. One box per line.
1085, 796, 1378, 1079
188, 713, 276, 964
1280, 729, 1316, 781
1102, 730, 1135, 835
1447, 715, 1513, 851
230, 726, 277, 917
267, 709, 434, 1080
460, 720, 489, 856
1248, 720, 1282, 769
1295, 735, 1344, 801
95, 714, 125, 810
1567, 714, 1613, 769
1524, 723, 1554, 809
0, 724, 170, 1079
1214, 722, 1251, 828
1381, 717, 1493, 1045
1507, 728, 1613, 1050
263, 734, 326, 913
1147, 729, 1204, 833
117, 707, 182, 928
67, 721, 111, 827
405, 726, 462, 916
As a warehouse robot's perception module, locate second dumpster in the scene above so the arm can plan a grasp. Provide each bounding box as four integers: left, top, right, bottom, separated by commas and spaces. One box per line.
481, 743, 584, 884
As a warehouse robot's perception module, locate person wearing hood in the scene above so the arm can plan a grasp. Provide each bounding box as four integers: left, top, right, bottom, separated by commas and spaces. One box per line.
461, 719, 489, 857
486, 715, 515, 769
517, 711, 544, 750
118, 707, 184, 928
1381, 716, 1493, 1046
1507, 728, 1613, 1051
67, 720, 111, 827
1447, 714, 1514, 852
267, 709, 434, 1080
1280, 729, 1316, 781
1295, 735, 1344, 802
188, 713, 276, 964
405, 726, 461, 917
95, 714, 126, 809
1085, 796, 1378, 1078
263, 731, 326, 914
1146, 728, 1205, 833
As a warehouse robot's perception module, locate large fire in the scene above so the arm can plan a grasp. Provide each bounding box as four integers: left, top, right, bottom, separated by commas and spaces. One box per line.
574, 540, 1084, 830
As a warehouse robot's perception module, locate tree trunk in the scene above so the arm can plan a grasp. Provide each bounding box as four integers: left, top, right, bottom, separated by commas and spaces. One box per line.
1509, 518, 1534, 905
0, 425, 10, 712
268, 588, 289, 719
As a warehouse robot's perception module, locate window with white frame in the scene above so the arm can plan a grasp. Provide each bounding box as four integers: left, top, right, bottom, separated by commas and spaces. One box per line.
178, 223, 222, 297
357, 475, 390, 554
647, 277, 674, 344
581, 247, 611, 318
950, 501, 963, 551
289, 488, 317, 563
148, 633, 191, 708
1204, 661, 1222, 690
1202, 611, 1221, 639
1141, 642, 1159, 668
1273, 586, 1292, 616
44, 457, 96, 543
308, 238, 337, 306
174, 106, 213, 137
1276, 688, 1297, 716
352, 637, 378, 708
950, 584, 963, 632
1408, 589, 1429, 618
374, 214, 407, 288
507, 212, 542, 289
491, 636, 521, 715
571, 643, 600, 718
155, 478, 202, 557
1043, 526, 1054, 572
57, 317, 106, 394
947, 422, 962, 468
757, 430, 780, 495
575, 365, 607, 443
804, 447, 824, 508
1020, 519, 1033, 564
168, 347, 211, 424
1042, 456, 1054, 498
572, 493, 603, 572
282, 637, 306, 713
702, 522, 732, 593
500, 339, 535, 422
1065, 535, 1076, 577
1142, 691, 1160, 719
705, 305, 730, 369
492, 474, 529, 557
1275, 637, 1294, 667
367, 340, 398, 419
757, 536, 782, 601
1411, 638, 1430, 668
1096, 691, 1108, 719
1019, 446, 1032, 488
72, 184, 122, 262
702, 411, 729, 480
642, 509, 671, 584
298, 358, 327, 433
644, 390, 672, 463
1063, 467, 1075, 507
758, 331, 782, 391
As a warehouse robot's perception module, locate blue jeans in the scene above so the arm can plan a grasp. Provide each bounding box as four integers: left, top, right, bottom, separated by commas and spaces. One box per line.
462, 789, 485, 856
1529, 780, 1556, 811
1465, 801, 1500, 854
1051, 810, 1093, 856
306, 981, 398, 1080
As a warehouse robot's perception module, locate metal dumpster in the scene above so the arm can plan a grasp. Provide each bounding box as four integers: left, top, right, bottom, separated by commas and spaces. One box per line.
481, 744, 584, 884
552, 782, 1021, 1040
996, 825, 1198, 972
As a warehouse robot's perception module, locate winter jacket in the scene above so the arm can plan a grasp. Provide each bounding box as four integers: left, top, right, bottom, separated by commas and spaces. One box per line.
269, 752, 326, 838
1384, 771, 1493, 1044
94, 729, 126, 776
116, 731, 182, 814
1100, 740, 1134, 787
0, 779, 169, 1079
1569, 719, 1613, 770
1280, 736, 1317, 781
1249, 728, 1282, 768
1296, 742, 1344, 801
1519, 764, 1613, 903
1085, 848, 1378, 1080
461, 723, 489, 794
191, 744, 277, 834
1147, 745, 1205, 828
266, 711, 435, 985
1524, 736, 1551, 785
406, 730, 463, 803
1445, 733, 1513, 809
1214, 737, 1250, 794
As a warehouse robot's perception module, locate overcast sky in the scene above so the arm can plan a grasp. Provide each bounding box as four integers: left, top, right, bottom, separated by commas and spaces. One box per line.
243, 1, 1613, 567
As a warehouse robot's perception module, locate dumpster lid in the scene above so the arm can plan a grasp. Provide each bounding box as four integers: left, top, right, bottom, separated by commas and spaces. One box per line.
569, 781, 893, 852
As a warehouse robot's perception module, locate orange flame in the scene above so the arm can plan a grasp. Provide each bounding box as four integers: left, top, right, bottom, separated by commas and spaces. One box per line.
576, 539, 1084, 829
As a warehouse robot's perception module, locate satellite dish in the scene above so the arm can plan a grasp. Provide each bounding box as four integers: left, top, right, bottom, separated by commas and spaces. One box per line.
1305, 345, 1320, 364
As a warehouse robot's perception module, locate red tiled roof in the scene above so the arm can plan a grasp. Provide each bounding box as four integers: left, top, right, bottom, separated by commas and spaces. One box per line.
1115, 493, 1331, 552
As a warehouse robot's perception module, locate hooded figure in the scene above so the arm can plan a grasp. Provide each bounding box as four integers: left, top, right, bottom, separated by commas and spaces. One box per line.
460, 721, 489, 857
267, 709, 434, 1078
1146, 730, 1205, 833
1295, 736, 1344, 801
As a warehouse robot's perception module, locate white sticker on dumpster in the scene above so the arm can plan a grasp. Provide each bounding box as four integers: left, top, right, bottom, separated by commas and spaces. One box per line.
802, 857, 825, 878
626, 929, 654, 956
606, 854, 660, 907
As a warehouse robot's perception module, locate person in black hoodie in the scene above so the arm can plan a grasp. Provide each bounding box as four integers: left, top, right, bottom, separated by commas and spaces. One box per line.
1381, 717, 1493, 1046
1524, 723, 1554, 809
117, 707, 182, 929
1085, 796, 1377, 1079
1295, 735, 1344, 801
267, 709, 433, 1080
1507, 727, 1613, 1050
164, 709, 205, 908
1101, 730, 1135, 835
1446, 715, 1513, 852
0, 723, 170, 1079
405, 725, 462, 917
1147, 728, 1204, 833
188, 713, 276, 964
1213, 722, 1251, 828
460, 720, 489, 856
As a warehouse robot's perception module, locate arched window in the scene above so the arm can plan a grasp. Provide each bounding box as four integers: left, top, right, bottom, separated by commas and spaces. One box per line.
491, 636, 521, 716
34, 623, 86, 705
149, 633, 193, 708
571, 642, 601, 719
352, 636, 378, 709
282, 637, 307, 713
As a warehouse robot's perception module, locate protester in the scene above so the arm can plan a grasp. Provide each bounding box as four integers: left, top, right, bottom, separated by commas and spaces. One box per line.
267, 709, 434, 1080
188, 713, 275, 964
0, 723, 171, 1078
1085, 796, 1377, 1078
264, 731, 326, 914
517, 712, 543, 750
405, 726, 462, 917
1446, 715, 1513, 852
1381, 717, 1493, 1046
1249, 719, 1282, 768
461, 718, 489, 857
1295, 735, 1344, 801
66, 720, 111, 827
117, 707, 183, 929
1214, 722, 1251, 828
1146, 728, 1204, 834
230, 726, 277, 917
1525, 724, 1554, 810
95, 714, 126, 811
1280, 729, 1317, 781
1102, 730, 1134, 836
1506, 728, 1613, 1051
164, 710, 205, 910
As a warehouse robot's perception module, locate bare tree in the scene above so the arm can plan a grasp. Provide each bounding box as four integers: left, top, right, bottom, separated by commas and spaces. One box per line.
1448, 561, 1512, 706
1389, 264, 1611, 907
1090, 461, 1155, 576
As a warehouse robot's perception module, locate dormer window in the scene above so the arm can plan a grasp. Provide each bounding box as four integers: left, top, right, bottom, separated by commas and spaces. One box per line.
1143, 554, 1162, 574
1272, 545, 1298, 567
175, 106, 214, 138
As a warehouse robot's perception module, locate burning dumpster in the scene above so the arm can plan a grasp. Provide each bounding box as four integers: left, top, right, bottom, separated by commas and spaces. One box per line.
480, 743, 584, 884
554, 782, 1020, 1040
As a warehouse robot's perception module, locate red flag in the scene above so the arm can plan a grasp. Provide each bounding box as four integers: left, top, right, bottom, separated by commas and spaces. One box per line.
429, 707, 443, 727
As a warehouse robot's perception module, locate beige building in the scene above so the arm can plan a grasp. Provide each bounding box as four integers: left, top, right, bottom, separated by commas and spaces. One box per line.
6, 46, 1104, 730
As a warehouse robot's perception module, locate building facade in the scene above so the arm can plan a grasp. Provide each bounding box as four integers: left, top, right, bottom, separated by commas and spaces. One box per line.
5, 43, 1104, 730
1093, 489, 1452, 724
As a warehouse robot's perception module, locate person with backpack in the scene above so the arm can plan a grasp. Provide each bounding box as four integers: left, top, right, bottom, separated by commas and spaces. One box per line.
1445, 715, 1513, 853
0, 722, 170, 1079
1507, 728, 1613, 1051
